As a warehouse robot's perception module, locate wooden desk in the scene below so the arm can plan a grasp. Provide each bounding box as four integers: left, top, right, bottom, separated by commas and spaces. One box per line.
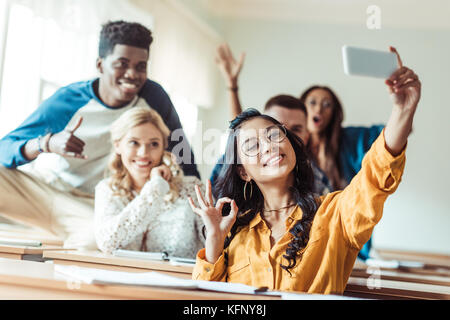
0, 245, 70, 261
43, 250, 194, 279
0, 224, 64, 246
45, 250, 450, 300
376, 248, 450, 269
0, 258, 281, 300
346, 254, 450, 299
350, 267, 450, 287
344, 276, 450, 300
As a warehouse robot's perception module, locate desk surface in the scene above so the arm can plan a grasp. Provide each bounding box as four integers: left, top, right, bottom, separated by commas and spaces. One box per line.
376, 248, 450, 269
0, 258, 283, 300
345, 276, 450, 300
43, 250, 450, 300
350, 267, 450, 287
0, 245, 69, 255
0, 224, 64, 246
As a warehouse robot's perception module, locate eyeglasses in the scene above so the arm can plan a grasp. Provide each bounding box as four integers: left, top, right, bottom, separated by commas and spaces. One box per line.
240, 124, 287, 157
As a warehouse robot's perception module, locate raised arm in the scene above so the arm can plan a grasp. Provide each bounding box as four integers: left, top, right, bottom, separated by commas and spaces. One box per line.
215, 43, 245, 120
335, 47, 421, 250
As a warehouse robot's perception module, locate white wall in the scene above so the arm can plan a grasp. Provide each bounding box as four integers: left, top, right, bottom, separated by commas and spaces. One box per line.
200, 17, 450, 254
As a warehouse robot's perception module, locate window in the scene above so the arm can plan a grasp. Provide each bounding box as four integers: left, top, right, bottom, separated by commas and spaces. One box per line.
0, 1, 99, 138
0, 0, 216, 179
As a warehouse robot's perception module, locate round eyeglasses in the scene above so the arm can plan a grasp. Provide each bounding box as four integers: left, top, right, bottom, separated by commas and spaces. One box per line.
240, 124, 287, 157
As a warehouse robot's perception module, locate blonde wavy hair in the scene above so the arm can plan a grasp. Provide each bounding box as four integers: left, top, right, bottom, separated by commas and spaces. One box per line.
107, 107, 183, 202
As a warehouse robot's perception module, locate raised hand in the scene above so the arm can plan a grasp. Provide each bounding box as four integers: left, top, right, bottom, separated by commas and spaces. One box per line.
215, 43, 246, 88
385, 47, 421, 112
188, 179, 238, 263
384, 47, 422, 156
48, 116, 87, 159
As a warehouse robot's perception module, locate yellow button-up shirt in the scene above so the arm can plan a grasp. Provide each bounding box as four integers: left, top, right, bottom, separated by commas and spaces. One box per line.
193, 131, 406, 294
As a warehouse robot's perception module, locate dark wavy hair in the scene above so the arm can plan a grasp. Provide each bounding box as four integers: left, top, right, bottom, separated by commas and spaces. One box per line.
213, 108, 318, 274
99, 20, 153, 58
299, 86, 344, 190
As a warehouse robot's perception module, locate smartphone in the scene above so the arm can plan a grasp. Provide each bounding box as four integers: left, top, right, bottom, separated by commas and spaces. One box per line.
342, 45, 398, 78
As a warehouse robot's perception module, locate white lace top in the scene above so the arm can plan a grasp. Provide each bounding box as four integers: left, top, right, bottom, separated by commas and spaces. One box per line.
94, 175, 205, 259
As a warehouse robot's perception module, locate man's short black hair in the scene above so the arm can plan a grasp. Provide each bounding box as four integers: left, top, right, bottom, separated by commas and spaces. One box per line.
264, 94, 307, 114
99, 20, 153, 58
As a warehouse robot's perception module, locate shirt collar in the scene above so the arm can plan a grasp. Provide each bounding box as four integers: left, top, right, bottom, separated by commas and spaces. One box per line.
248, 205, 303, 229
249, 212, 263, 229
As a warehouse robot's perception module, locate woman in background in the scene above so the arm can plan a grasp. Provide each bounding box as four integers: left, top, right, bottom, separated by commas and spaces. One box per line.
300, 85, 383, 192
94, 107, 204, 258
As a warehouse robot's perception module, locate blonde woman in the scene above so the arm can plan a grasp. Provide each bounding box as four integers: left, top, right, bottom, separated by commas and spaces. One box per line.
94, 107, 204, 258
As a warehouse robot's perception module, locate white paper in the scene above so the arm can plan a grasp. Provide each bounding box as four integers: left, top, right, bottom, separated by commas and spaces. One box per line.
112, 249, 167, 261
366, 258, 425, 269
169, 259, 196, 267
113, 249, 197, 266
54, 265, 277, 295
280, 291, 364, 300
54, 265, 352, 299
366, 258, 399, 269
169, 257, 196, 264
54, 264, 196, 288
0, 237, 42, 247
193, 279, 279, 296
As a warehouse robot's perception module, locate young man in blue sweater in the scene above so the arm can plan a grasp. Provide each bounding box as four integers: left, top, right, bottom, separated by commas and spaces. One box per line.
0, 21, 199, 248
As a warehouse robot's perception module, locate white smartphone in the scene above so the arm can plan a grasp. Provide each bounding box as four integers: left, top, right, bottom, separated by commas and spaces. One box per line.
342, 45, 398, 78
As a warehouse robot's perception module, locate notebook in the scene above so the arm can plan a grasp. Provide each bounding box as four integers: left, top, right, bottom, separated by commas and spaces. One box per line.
113, 249, 196, 265
54, 264, 279, 296
0, 237, 42, 247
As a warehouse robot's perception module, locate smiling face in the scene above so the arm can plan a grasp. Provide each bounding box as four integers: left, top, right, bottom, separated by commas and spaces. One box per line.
304, 88, 335, 135
237, 117, 297, 184
97, 44, 149, 107
114, 122, 164, 189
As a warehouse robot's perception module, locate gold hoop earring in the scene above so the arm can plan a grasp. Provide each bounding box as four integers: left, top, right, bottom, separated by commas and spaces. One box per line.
243, 180, 253, 201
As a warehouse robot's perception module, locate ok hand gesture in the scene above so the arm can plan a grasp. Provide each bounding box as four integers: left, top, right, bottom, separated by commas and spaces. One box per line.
188, 179, 238, 263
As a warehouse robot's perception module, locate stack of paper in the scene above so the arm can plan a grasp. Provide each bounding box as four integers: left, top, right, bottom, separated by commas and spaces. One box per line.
54, 265, 361, 299
54, 264, 279, 296
54, 265, 196, 288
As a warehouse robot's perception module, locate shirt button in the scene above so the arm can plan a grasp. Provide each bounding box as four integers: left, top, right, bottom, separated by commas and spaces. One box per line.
205, 267, 211, 272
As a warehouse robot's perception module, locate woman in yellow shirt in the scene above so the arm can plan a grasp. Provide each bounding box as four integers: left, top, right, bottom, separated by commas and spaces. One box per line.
188, 48, 421, 295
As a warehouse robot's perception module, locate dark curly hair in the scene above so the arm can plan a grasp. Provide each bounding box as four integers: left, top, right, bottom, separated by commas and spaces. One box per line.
214, 108, 318, 275
99, 20, 153, 58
